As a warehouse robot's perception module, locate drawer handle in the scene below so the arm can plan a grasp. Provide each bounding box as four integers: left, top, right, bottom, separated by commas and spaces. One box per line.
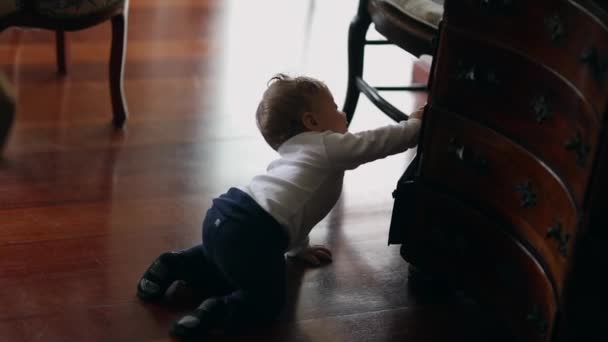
526, 304, 549, 337
565, 131, 590, 167
546, 222, 570, 257
515, 181, 537, 208
531, 95, 552, 123
545, 14, 565, 42
454, 62, 500, 87
580, 47, 608, 82
448, 138, 489, 172
455, 64, 477, 82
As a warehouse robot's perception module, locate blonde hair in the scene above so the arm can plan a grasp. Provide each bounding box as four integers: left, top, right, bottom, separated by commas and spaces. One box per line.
256, 73, 329, 150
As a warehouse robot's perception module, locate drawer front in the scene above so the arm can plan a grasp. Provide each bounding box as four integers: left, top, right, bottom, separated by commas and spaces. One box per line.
399, 182, 558, 342
419, 108, 579, 290
443, 0, 608, 116
430, 27, 599, 205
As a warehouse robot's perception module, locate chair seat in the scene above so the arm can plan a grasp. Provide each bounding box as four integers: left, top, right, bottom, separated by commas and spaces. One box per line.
383, 0, 443, 28
369, 0, 443, 56
35, 0, 124, 18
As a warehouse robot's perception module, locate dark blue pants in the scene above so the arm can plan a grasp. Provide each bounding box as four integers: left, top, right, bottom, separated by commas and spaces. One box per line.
181, 188, 288, 330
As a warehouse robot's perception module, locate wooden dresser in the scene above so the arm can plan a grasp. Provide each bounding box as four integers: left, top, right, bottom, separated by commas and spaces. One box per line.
388, 0, 608, 341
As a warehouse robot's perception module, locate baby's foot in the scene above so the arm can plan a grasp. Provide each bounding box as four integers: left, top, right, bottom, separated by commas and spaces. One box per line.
137, 252, 184, 301
170, 297, 225, 339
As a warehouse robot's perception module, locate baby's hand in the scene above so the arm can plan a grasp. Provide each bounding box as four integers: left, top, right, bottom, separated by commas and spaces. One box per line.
409, 106, 425, 120
290, 245, 332, 267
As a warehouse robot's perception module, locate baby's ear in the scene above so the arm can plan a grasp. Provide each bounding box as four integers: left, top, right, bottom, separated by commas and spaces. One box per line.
301, 112, 318, 131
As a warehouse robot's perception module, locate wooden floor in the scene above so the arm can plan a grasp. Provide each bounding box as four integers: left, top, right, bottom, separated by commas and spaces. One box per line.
1, 1, 503, 341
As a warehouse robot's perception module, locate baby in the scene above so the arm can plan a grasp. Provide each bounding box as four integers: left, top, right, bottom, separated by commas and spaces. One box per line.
137, 74, 424, 339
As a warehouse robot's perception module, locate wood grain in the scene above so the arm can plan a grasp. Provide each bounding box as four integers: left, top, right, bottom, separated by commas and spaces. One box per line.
0, 0, 505, 341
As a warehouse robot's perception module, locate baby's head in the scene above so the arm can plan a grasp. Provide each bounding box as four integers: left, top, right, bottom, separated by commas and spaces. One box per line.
256, 74, 348, 150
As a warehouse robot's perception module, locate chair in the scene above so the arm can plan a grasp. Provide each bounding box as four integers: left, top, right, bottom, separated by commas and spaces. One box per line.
343, 0, 443, 123
0, 0, 129, 128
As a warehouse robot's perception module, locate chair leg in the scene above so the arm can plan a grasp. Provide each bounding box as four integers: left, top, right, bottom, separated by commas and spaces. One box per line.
0, 93, 15, 154
110, 13, 128, 128
55, 30, 67, 75
342, 0, 371, 125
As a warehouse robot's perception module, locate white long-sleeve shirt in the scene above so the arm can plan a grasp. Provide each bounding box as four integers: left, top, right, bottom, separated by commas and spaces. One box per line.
240, 118, 422, 255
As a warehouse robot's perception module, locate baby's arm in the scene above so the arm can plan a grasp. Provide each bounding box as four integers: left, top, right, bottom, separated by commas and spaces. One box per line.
323, 115, 422, 170
285, 237, 332, 266
287, 244, 333, 266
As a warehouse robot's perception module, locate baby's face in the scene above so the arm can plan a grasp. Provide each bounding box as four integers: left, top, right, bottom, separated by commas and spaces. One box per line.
313, 90, 348, 134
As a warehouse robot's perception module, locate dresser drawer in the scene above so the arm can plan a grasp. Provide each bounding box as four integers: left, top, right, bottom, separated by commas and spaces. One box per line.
419, 108, 579, 290
442, 0, 608, 115
396, 182, 558, 342
429, 26, 600, 205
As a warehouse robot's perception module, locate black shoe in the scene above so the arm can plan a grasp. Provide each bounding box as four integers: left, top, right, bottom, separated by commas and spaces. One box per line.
137, 252, 183, 301
170, 298, 225, 339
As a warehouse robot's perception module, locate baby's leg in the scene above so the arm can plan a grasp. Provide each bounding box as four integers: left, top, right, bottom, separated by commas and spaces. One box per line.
136, 245, 232, 301
170, 296, 226, 338
170, 215, 287, 338
177, 245, 235, 297
137, 251, 184, 301
170, 254, 286, 338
